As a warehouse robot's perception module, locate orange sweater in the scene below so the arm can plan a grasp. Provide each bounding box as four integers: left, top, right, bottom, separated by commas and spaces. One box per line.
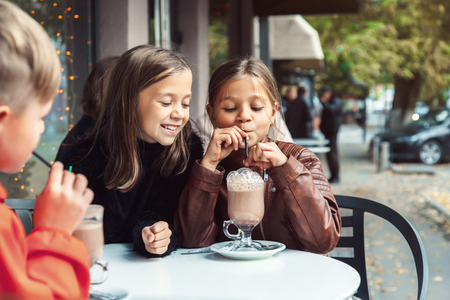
0, 183, 90, 299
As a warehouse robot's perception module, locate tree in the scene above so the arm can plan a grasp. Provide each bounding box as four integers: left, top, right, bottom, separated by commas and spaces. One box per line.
306, 0, 450, 129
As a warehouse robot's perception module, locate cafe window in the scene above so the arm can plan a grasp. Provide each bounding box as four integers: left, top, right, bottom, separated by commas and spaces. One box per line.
0, 0, 95, 199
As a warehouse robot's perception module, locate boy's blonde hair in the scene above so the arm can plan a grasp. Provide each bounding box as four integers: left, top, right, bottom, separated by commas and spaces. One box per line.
0, 1, 61, 114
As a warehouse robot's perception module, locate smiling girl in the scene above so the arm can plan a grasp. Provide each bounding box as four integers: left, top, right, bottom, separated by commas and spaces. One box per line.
175, 57, 341, 254
59, 45, 203, 257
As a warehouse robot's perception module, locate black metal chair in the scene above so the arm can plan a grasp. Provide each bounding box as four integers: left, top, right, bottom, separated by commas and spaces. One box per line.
332, 195, 428, 300
5, 198, 35, 235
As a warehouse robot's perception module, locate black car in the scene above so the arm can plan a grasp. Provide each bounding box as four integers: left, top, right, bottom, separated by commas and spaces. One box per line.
375, 109, 450, 165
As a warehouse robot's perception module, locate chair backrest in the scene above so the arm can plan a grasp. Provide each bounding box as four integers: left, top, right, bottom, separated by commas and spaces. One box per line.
332, 195, 428, 300
4, 198, 35, 235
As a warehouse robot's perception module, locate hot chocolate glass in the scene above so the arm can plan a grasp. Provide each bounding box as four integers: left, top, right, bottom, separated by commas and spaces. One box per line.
73, 204, 107, 284
224, 167, 265, 251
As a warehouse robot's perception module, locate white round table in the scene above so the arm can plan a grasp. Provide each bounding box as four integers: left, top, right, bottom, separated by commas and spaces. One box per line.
93, 244, 360, 300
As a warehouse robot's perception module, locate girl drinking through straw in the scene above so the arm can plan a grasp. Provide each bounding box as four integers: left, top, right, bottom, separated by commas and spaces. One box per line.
59, 45, 203, 257
175, 57, 341, 254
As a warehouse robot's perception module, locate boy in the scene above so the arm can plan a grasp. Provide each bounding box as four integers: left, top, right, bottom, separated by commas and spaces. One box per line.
0, 1, 94, 299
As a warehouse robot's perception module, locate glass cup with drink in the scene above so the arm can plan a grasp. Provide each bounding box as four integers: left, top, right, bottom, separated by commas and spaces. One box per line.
72, 204, 108, 284
223, 167, 265, 251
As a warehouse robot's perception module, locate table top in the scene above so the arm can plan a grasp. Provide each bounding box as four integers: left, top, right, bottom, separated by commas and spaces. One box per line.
93, 243, 360, 300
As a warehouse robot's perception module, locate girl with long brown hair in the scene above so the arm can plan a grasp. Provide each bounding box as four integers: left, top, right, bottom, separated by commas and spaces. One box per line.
175, 57, 340, 254
59, 45, 203, 257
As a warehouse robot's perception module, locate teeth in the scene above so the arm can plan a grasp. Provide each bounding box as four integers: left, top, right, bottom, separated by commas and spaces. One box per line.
163, 125, 178, 131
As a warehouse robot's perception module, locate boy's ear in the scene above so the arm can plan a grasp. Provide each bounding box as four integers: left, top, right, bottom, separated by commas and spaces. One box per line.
206, 104, 218, 128
0, 105, 11, 123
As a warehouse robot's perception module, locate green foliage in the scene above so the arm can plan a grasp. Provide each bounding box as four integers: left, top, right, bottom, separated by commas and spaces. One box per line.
209, 18, 228, 76
305, 0, 450, 105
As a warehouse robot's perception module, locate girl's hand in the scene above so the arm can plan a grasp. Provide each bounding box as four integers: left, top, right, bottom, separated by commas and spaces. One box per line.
244, 142, 287, 169
200, 126, 247, 171
34, 162, 94, 234
142, 221, 172, 255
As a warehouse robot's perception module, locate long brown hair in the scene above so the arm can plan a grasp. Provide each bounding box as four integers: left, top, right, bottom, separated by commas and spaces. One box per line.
207, 57, 282, 139
81, 56, 118, 120
91, 45, 193, 192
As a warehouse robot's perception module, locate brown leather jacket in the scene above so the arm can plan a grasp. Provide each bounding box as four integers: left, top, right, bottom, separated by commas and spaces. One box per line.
174, 141, 341, 254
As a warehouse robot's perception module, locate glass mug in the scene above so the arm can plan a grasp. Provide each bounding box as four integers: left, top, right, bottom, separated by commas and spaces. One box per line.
72, 204, 108, 284
223, 167, 265, 251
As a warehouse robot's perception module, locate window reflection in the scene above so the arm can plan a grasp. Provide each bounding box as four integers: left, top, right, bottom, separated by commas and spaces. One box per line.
0, 0, 94, 199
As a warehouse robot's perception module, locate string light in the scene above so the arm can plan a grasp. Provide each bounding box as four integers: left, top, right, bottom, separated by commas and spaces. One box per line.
10, 1, 92, 197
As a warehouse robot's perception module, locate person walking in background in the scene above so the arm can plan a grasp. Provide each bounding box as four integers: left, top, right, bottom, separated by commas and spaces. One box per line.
281, 88, 297, 114
55, 56, 118, 162
319, 86, 343, 184
285, 83, 313, 138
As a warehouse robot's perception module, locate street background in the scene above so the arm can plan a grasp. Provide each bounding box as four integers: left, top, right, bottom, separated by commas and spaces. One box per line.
323, 124, 450, 299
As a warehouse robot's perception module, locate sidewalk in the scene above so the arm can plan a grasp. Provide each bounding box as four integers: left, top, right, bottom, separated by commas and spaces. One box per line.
322, 125, 450, 299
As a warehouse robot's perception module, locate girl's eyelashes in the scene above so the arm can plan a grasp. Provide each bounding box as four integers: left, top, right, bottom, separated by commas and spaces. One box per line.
223, 107, 263, 112
182, 103, 190, 108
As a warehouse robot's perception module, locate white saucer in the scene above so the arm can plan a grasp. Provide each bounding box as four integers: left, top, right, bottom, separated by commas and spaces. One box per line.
90, 287, 131, 300
210, 240, 286, 260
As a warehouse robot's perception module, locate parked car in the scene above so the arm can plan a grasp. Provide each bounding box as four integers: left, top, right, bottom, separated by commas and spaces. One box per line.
373, 109, 450, 165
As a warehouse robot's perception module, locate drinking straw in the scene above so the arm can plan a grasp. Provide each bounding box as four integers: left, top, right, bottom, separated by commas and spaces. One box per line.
32, 151, 52, 168
245, 138, 248, 160
68, 166, 73, 172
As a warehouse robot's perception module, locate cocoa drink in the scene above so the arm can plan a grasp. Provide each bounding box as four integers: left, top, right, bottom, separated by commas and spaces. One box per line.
73, 220, 104, 267
226, 167, 265, 230
73, 204, 104, 267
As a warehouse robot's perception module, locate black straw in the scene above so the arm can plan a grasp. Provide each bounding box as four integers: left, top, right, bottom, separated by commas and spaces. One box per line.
32, 151, 52, 168
245, 138, 248, 160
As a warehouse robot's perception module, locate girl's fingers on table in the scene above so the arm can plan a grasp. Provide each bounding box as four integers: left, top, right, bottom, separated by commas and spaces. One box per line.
150, 221, 169, 234
149, 237, 171, 249
147, 245, 169, 255
142, 227, 155, 243
153, 228, 172, 242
